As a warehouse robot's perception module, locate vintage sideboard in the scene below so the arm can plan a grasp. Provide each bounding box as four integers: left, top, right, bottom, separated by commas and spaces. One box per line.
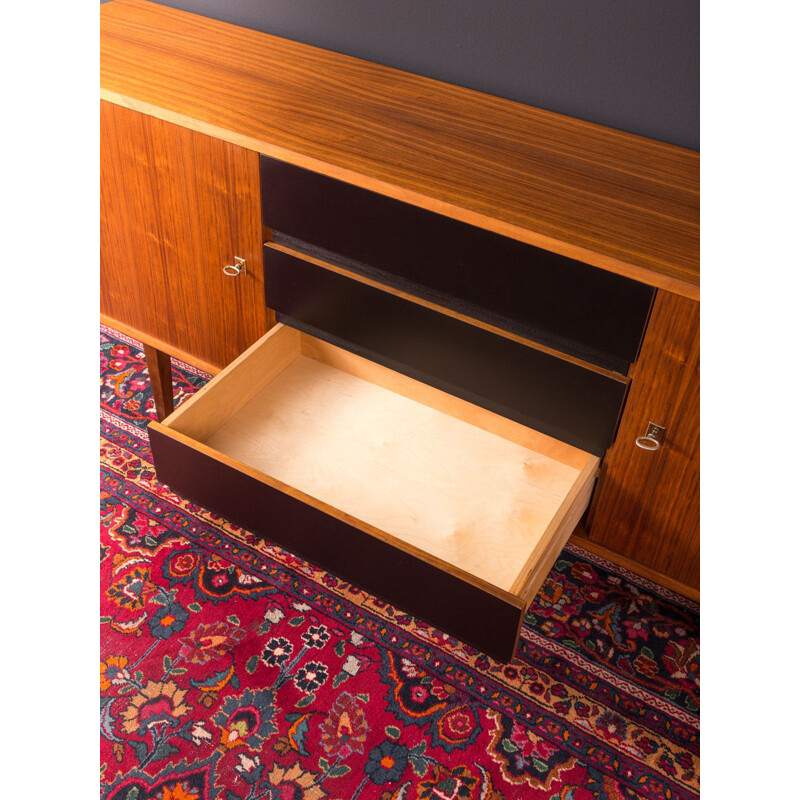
100, 0, 699, 660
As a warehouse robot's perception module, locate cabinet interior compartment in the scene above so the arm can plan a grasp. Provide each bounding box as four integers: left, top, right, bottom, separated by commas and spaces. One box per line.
157, 324, 598, 600
260, 155, 655, 373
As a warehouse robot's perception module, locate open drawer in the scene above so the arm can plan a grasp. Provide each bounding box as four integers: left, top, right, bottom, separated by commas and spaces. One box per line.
149, 323, 599, 661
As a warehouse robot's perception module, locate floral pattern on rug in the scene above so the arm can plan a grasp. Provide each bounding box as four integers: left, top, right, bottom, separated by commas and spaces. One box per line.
524, 560, 699, 714
100, 326, 699, 799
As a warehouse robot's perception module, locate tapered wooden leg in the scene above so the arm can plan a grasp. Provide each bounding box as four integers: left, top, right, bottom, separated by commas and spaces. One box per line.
143, 344, 174, 420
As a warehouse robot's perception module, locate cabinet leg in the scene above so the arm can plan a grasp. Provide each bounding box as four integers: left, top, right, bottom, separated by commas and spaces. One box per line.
143, 344, 174, 420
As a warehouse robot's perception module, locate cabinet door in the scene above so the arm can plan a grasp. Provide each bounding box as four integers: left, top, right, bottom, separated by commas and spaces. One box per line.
586, 291, 699, 589
100, 101, 271, 368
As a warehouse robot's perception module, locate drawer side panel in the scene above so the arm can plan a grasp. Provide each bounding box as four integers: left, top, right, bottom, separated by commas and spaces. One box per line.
149, 424, 524, 661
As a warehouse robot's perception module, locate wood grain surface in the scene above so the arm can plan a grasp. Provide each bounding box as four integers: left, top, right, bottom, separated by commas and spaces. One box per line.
586, 291, 699, 588
299, 334, 592, 471
100, 100, 271, 368
100, 0, 699, 297
165, 323, 302, 443
203, 355, 593, 593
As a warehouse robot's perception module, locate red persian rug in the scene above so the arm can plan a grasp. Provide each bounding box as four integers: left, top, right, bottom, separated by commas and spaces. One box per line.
100, 324, 700, 799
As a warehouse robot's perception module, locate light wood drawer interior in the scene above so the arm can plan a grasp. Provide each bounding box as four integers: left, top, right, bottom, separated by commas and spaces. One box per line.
150, 323, 599, 657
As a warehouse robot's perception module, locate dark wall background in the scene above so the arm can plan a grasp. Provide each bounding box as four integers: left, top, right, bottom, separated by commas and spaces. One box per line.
103, 0, 699, 151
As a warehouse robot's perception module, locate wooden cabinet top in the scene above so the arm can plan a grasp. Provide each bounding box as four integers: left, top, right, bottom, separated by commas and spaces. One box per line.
100, 0, 699, 299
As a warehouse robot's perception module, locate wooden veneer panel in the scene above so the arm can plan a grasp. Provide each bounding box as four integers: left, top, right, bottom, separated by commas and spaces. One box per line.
100, 100, 269, 368
100, 0, 699, 297
587, 291, 700, 588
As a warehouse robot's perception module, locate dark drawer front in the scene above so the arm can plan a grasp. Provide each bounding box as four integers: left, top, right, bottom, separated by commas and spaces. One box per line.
260, 156, 654, 373
264, 246, 627, 456
149, 425, 524, 662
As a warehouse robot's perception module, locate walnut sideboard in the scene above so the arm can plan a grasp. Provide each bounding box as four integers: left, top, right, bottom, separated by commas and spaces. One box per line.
100, 0, 699, 660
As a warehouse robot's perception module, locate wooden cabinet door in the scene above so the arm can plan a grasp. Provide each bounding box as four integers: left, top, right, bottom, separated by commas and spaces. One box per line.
586, 291, 699, 589
100, 101, 271, 369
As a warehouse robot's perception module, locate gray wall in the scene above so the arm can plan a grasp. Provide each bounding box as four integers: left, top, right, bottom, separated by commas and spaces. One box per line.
107, 1, 699, 151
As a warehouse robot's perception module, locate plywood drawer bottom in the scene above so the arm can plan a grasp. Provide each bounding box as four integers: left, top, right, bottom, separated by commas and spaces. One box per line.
148, 324, 599, 661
